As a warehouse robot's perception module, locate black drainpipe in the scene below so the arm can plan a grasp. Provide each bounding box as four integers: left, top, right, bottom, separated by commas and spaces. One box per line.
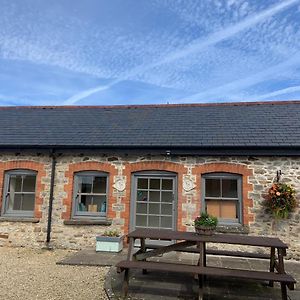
46, 150, 56, 246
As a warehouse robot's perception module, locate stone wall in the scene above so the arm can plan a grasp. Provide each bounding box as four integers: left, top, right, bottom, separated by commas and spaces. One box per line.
0, 154, 52, 248
0, 152, 299, 259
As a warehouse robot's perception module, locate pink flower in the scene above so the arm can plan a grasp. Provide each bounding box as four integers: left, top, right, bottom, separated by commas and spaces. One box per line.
276, 192, 281, 196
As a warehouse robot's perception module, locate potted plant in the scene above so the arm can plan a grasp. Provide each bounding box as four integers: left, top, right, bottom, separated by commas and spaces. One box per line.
263, 182, 297, 219
194, 212, 218, 235
96, 229, 124, 252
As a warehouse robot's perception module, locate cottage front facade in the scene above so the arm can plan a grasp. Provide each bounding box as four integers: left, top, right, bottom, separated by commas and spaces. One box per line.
0, 102, 299, 258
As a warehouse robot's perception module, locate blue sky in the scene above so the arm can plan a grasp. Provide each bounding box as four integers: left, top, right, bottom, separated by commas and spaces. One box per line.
1, 0, 300, 106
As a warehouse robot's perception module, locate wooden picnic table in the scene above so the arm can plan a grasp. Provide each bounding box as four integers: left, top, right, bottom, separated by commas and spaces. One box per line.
116, 228, 296, 300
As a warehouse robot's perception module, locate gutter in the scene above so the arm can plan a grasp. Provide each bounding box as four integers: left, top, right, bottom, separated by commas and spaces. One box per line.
0, 145, 299, 156
46, 149, 56, 248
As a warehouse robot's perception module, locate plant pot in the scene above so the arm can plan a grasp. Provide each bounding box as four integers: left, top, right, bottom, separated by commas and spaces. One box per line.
96, 235, 124, 252
195, 225, 216, 235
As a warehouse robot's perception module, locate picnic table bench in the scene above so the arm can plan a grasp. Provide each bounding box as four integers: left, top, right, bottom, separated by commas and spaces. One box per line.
145, 243, 272, 259
116, 228, 296, 300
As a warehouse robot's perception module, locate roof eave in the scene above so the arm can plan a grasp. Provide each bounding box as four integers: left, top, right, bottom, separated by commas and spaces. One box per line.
0, 144, 299, 156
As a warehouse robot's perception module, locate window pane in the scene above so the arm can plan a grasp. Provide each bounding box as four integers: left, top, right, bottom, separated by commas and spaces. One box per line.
221, 201, 238, 220
149, 216, 159, 227
5, 194, 12, 211
150, 179, 160, 190
93, 195, 107, 212
78, 195, 93, 212
137, 190, 148, 202
206, 200, 221, 218
9, 194, 22, 211
222, 179, 238, 198
77, 199, 86, 211
206, 200, 239, 221
137, 178, 148, 189
22, 194, 35, 211
9, 176, 22, 193
80, 176, 92, 193
149, 191, 160, 202
205, 179, 220, 197
136, 203, 147, 214
161, 216, 172, 229
161, 204, 172, 215
162, 179, 173, 190
93, 176, 107, 194
161, 191, 173, 203
23, 175, 36, 192
136, 215, 147, 227
149, 203, 159, 214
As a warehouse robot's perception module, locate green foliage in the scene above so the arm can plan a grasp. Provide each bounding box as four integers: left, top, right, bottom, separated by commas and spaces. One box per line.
194, 212, 218, 227
263, 183, 297, 219
102, 229, 120, 237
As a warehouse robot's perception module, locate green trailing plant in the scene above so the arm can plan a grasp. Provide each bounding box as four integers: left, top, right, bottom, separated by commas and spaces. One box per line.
263, 182, 297, 219
102, 229, 121, 237
194, 212, 218, 228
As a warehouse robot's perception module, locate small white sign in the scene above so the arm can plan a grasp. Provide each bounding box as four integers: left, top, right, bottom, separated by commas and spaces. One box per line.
113, 178, 126, 191
183, 176, 196, 192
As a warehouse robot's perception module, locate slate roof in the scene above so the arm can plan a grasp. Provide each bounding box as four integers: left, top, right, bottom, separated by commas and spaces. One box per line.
0, 101, 299, 151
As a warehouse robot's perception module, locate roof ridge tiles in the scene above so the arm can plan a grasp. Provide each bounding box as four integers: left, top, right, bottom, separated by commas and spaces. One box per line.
0, 100, 300, 110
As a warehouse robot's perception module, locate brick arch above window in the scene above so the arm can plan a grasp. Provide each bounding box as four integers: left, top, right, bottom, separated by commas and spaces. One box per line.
0, 160, 46, 219
126, 161, 187, 174
193, 163, 254, 225
62, 162, 118, 220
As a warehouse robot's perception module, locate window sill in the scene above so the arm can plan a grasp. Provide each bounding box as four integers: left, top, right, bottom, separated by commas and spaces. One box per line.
216, 224, 249, 234
0, 217, 39, 223
63, 219, 112, 226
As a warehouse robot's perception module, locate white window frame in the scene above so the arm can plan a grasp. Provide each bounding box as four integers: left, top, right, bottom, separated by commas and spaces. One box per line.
72, 171, 108, 219
201, 173, 242, 225
1, 169, 37, 218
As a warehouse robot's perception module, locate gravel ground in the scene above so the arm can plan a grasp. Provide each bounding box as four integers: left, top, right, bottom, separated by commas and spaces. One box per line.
0, 247, 109, 300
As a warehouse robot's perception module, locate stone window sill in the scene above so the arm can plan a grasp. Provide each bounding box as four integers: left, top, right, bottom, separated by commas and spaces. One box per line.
0, 217, 40, 223
216, 225, 249, 234
63, 219, 112, 226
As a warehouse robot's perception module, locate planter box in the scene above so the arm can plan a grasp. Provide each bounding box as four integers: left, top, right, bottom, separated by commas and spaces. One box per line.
195, 225, 216, 235
96, 235, 124, 252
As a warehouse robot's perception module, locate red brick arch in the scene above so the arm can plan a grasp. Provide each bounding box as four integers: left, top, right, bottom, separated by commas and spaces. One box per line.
192, 163, 254, 225
0, 160, 46, 219
123, 161, 188, 233
62, 161, 118, 220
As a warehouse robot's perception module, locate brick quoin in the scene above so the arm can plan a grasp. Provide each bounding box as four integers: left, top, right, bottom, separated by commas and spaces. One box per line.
192, 163, 254, 225
0, 160, 46, 219
62, 161, 118, 220
123, 161, 188, 234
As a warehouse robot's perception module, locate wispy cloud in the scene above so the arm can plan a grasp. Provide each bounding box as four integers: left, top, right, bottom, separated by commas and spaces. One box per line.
1, 1, 300, 105
64, 0, 300, 104
64, 84, 113, 105
144, 0, 299, 67
251, 85, 300, 101
176, 54, 300, 103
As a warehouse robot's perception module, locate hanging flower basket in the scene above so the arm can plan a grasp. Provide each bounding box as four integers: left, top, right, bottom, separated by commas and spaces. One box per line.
263, 183, 297, 219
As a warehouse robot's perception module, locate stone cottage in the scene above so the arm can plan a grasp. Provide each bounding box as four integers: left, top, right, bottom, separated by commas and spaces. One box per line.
0, 101, 299, 258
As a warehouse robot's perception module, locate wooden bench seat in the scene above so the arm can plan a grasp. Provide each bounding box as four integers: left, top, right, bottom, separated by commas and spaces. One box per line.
116, 260, 296, 300
145, 244, 271, 259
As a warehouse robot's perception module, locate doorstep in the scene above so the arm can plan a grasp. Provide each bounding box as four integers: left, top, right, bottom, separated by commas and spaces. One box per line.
56, 248, 127, 267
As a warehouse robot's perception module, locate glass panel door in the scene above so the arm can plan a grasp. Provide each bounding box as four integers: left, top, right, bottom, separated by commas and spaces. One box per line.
133, 176, 176, 230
